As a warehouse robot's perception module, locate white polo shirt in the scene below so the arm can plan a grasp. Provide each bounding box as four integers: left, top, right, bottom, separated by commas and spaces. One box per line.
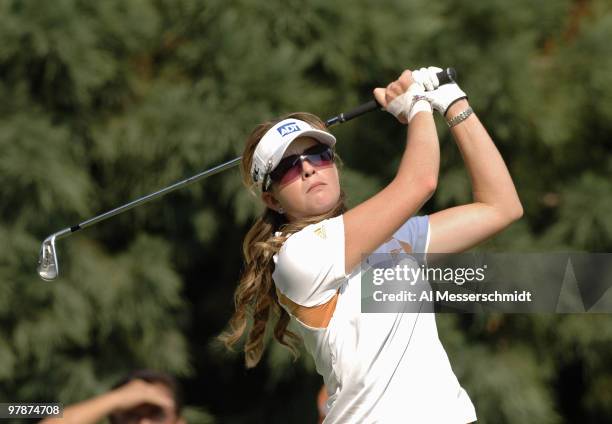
272, 215, 477, 423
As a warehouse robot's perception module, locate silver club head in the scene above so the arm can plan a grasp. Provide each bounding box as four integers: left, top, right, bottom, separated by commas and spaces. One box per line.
38, 235, 59, 281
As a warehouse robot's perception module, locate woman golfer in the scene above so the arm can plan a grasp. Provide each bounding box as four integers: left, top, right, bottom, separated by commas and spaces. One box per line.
221, 66, 523, 423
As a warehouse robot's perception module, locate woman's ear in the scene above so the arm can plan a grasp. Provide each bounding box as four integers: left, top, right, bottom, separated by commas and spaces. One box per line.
261, 191, 284, 214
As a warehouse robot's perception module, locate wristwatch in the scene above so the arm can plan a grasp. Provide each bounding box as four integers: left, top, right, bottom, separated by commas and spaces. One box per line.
446, 106, 473, 128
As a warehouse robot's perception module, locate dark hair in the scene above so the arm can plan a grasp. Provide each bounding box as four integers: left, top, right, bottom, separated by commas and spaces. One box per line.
109, 369, 182, 423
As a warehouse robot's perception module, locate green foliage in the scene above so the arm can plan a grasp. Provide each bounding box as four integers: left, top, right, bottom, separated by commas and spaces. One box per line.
0, 0, 611, 422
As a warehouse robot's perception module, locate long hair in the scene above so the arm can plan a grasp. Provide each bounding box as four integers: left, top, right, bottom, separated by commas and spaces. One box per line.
218, 112, 347, 368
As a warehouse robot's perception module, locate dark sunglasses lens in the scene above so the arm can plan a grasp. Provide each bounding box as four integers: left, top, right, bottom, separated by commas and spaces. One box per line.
308, 148, 334, 166
277, 163, 303, 186
269, 155, 299, 182
269, 146, 334, 187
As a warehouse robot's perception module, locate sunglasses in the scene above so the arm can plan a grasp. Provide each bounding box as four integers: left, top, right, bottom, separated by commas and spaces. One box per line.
266, 143, 335, 190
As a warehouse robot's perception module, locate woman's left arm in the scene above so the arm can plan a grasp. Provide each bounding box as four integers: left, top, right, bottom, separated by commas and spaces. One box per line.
427, 98, 523, 254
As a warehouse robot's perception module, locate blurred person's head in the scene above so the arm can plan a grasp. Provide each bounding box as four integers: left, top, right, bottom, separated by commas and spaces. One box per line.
109, 370, 185, 424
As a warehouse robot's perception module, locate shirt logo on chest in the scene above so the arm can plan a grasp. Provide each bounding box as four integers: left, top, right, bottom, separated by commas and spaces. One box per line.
314, 226, 327, 239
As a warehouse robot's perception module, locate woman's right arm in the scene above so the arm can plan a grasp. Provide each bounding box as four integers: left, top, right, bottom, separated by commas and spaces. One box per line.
343, 70, 440, 274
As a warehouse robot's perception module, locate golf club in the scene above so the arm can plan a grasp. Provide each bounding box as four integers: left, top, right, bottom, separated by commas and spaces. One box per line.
37, 68, 457, 281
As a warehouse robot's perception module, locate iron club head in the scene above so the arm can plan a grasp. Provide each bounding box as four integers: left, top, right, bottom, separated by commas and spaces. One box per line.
38, 235, 59, 281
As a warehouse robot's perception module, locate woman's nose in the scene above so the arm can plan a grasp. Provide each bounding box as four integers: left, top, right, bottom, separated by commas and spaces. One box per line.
300, 158, 316, 177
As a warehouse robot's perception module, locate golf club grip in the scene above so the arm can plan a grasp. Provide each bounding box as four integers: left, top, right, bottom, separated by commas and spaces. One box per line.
325, 67, 456, 127
437, 67, 456, 85
337, 100, 379, 125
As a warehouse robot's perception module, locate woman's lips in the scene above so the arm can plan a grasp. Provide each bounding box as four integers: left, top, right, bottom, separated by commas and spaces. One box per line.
307, 182, 326, 193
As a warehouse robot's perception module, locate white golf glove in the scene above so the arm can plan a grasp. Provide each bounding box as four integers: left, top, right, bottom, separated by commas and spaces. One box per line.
413, 66, 467, 117
385, 82, 431, 123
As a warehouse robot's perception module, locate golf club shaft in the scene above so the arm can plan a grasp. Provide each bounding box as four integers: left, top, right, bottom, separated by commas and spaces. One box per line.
38, 67, 457, 280
68, 157, 242, 237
